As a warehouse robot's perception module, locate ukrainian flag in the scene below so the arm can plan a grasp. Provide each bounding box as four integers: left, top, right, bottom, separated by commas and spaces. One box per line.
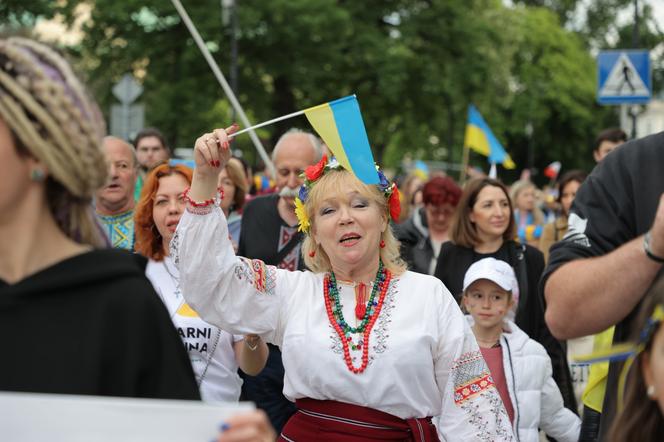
464, 105, 516, 169
304, 95, 379, 184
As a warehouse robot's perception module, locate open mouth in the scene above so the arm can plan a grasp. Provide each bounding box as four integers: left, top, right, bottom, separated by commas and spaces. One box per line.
339, 233, 361, 244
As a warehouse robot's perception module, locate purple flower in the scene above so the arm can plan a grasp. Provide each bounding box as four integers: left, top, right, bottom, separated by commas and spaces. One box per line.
377, 169, 390, 191
298, 185, 308, 202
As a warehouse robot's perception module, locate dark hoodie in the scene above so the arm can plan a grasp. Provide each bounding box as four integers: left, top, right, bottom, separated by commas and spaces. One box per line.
0, 248, 200, 400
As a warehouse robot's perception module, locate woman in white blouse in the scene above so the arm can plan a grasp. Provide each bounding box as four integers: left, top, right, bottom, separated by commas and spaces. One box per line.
174, 126, 514, 441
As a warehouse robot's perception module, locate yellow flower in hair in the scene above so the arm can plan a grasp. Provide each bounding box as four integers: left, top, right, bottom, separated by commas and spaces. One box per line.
294, 197, 310, 233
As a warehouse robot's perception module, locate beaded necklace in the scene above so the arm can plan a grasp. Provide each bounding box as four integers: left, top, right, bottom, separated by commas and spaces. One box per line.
323, 262, 392, 374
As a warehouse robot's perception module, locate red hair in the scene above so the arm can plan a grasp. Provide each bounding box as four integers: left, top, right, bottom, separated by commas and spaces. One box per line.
422, 176, 462, 207
134, 163, 193, 261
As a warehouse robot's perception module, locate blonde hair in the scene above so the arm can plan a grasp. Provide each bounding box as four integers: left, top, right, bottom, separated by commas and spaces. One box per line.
301, 169, 406, 276
509, 179, 544, 225
0, 37, 108, 246
225, 157, 249, 210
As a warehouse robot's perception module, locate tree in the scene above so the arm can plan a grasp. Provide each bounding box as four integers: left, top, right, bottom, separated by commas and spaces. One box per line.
5, 0, 626, 180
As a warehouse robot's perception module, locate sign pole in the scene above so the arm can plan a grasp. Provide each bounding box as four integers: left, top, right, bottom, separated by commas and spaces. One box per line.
170, 0, 275, 177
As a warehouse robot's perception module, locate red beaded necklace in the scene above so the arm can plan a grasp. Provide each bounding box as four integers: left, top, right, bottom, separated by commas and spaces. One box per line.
323, 265, 392, 374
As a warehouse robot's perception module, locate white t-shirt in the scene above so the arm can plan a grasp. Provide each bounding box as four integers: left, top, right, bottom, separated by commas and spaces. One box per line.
146, 257, 243, 402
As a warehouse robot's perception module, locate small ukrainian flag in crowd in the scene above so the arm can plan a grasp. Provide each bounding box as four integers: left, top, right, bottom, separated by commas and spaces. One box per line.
464, 105, 516, 169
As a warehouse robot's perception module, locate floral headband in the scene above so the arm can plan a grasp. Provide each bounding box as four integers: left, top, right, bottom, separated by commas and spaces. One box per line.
575, 304, 664, 365
294, 154, 400, 234
574, 303, 664, 406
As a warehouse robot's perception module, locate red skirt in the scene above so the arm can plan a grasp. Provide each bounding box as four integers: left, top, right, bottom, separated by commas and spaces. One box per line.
279, 398, 440, 441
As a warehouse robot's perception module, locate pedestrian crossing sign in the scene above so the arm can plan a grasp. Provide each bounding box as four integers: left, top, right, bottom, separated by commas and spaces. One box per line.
597, 50, 651, 105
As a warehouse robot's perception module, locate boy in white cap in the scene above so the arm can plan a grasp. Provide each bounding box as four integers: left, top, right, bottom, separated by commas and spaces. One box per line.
462, 257, 580, 442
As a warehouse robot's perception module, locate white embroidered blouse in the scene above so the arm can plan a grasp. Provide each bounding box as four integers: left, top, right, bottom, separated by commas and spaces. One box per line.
173, 206, 513, 441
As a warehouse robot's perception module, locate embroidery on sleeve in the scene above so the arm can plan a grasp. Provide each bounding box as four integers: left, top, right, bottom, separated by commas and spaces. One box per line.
235, 257, 277, 295
450, 350, 514, 441
451, 351, 495, 405
170, 230, 181, 266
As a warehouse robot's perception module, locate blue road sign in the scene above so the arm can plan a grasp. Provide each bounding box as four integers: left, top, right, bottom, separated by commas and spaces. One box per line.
597, 50, 651, 105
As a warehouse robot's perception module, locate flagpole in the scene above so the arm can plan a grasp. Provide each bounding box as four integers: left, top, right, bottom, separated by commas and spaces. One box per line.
488, 162, 497, 179
228, 109, 307, 139
170, 0, 275, 176
459, 144, 470, 185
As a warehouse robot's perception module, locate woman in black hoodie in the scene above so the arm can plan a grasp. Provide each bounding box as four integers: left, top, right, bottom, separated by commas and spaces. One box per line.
0, 36, 198, 400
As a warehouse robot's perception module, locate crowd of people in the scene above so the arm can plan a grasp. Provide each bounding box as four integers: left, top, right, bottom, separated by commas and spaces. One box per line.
1, 35, 664, 442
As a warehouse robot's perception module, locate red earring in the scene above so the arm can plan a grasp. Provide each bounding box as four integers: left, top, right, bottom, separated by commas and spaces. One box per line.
308, 249, 316, 258
379, 239, 385, 249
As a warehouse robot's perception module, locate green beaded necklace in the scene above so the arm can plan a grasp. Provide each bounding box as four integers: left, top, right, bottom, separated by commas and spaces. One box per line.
327, 261, 385, 335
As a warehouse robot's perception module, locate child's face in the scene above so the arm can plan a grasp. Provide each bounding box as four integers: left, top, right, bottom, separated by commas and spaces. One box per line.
463, 279, 513, 329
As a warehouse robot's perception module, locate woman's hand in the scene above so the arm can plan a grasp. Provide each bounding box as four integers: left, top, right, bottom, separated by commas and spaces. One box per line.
217, 410, 276, 442
190, 124, 239, 201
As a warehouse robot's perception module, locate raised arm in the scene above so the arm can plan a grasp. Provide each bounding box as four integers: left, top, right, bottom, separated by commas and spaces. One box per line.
189, 125, 238, 202
544, 193, 664, 339
172, 126, 308, 345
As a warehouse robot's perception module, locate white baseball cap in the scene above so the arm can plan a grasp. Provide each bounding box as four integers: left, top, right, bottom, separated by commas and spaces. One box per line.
462, 257, 519, 299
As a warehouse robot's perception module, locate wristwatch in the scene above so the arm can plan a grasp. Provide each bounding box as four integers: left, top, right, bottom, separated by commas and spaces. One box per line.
644, 231, 664, 263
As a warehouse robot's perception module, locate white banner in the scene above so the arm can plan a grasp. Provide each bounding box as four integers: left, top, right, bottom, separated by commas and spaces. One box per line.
0, 392, 253, 442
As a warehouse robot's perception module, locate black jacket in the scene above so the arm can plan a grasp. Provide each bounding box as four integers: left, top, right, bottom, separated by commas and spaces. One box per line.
395, 208, 435, 275
0, 248, 200, 400
543, 131, 664, 437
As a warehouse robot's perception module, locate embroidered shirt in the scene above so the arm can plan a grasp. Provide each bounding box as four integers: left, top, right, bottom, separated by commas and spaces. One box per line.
173, 206, 514, 441
97, 210, 135, 251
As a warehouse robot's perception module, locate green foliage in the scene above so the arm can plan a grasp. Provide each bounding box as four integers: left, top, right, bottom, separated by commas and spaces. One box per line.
0, 0, 56, 28
8, 0, 657, 183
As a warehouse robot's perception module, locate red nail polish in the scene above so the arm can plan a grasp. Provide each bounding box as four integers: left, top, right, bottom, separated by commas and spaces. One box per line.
209, 161, 215, 167
214, 160, 220, 167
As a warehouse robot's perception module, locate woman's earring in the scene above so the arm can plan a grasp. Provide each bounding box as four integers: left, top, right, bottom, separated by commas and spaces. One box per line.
308, 249, 316, 258
647, 385, 656, 399
30, 168, 46, 182
379, 239, 385, 249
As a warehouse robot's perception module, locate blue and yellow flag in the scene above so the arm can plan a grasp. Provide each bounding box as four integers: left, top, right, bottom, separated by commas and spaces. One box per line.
464, 105, 515, 169
304, 95, 379, 184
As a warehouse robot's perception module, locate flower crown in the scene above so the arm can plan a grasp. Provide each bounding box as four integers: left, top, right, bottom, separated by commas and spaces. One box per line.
294, 154, 400, 234
576, 304, 664, 365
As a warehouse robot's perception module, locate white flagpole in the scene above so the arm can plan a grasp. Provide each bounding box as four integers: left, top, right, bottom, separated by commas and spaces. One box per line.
228, 109, 307, 139
170, 0, 275, 176
488, 162, 497, 179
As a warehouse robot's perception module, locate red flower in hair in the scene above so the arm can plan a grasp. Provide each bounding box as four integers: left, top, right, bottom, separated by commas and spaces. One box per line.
305, 154, 328, 181
388, 184, 401, 222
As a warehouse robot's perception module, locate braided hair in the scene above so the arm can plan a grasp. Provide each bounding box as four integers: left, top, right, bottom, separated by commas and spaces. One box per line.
0, 36, 108, 247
